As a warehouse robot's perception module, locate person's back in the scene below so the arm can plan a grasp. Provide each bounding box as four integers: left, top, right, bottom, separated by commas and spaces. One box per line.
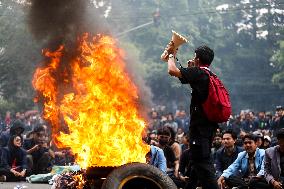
148, 145, 167, 173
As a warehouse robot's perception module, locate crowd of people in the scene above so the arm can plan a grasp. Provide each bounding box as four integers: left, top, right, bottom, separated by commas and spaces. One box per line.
145, 105, 284, 189
0, 111, 74, 182
0, 105, 283, 189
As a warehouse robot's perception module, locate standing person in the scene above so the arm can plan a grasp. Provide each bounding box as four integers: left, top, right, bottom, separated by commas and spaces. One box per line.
166, 45, 219, 189
0, 135, 28, 182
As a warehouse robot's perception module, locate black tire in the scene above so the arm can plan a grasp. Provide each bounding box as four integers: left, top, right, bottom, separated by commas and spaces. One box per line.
101, 163, 177, 189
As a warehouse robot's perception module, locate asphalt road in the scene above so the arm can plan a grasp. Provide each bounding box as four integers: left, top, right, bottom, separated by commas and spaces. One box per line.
0, 182, 51, 189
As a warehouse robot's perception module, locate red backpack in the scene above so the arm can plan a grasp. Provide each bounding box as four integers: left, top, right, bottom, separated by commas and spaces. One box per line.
200, 67, 232, 123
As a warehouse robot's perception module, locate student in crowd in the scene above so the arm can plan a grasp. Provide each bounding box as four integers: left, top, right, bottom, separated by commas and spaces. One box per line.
215, 130, 243, 178
211, 133, 223, 162
262, 135, 272, 150
156, 127, 178, 176
217, 134, 268, 189
264, 128, 284, 189
0, 120, 25, 147
0, 135, 28, 182
23, 125, 55, 174
146, 145, 167, 173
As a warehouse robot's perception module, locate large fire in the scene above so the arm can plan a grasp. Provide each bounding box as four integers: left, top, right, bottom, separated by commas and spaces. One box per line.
32, 33, 150, 168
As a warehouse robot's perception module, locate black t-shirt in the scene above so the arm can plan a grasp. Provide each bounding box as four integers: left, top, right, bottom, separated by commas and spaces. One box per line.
179, 67, 218, 136
23, 139, 48, 163
162, 145, 177, 169
179, 67, 218, 159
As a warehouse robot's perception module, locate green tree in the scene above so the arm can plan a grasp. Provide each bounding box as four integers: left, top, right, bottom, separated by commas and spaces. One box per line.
0, 0, 41, 112
271, 39, 284, 88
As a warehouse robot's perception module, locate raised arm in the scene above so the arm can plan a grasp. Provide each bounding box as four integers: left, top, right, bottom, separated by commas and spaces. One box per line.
167, 54, 182, 78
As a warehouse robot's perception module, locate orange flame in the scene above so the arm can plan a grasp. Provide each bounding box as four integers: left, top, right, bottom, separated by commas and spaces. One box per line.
32, 34, 149, 168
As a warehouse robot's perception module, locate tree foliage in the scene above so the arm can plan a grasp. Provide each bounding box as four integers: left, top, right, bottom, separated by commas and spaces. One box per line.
0, 0, 283, 114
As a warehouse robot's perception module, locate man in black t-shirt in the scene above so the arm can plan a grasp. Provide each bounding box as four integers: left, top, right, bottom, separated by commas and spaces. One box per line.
23, 125, 55, 174
166, 45, 218, 189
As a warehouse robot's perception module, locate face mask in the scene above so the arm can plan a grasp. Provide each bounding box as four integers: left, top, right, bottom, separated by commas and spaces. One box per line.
159, 139, 169, 146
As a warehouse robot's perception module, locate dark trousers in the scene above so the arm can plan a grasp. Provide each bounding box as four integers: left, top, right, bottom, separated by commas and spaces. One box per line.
225, 175, 272, 189
27, 152, 53, 174
0, 168, 25, 182
185, 159, 218, 189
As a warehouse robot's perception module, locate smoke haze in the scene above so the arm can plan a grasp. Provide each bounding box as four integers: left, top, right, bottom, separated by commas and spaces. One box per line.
28, 0, 153, 114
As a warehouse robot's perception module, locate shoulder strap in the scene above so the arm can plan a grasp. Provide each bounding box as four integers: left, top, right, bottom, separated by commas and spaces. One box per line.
152, 149, 158, 163
199, 66, 210, 71
199, 66, 215, 76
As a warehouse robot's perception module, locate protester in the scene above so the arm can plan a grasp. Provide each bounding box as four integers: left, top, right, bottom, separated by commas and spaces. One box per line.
166, 45, 219, 189
273, 106, 284, 133
0, 120, 25, 147
211, 133, 223, 162
264, 128, 284, 189
155, 127, 181, 187
146, 145, 167, 173
0, 135, 28, 182
167, 126, 181, 162
217, 134, 268, 189
23, 125, 55, 174
253, 130, 264, 148
174, 110, 190, 133
176, 127, 185, 144
165, 113, 178, 133
263, 135, 271, 149
180, 134, 189, 153
215, 130, 243, 178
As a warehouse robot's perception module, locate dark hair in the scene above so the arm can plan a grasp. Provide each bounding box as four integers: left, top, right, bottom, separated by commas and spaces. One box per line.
8, 135, 23, 150
157, 127, 171, 137
276, 105, 283, 111
33, 124, 46, 134
242, 134, 258, 142
215, 133, 223, 138
165, 126, 176, 141
10, 119, 25, 135
277, 128, 284, 139
223, 129, 237, 140
194, 45, 214, 66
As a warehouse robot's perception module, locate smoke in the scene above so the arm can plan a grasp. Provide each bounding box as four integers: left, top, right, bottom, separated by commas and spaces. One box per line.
28, 0, 153, 114
28, 0, 109, 50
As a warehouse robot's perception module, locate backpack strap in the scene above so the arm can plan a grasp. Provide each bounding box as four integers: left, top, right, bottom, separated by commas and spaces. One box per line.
199, 66, 216, 77
199, 66, 210, 71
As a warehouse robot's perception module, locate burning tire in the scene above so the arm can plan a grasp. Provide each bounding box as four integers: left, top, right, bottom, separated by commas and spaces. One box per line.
101, 162, 177, 189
